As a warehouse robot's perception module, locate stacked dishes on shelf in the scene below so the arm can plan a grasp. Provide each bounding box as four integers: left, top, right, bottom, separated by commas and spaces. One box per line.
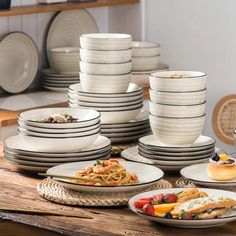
43, 9, 99, 92
130, 41, 168, 87
121, 71, 214, 172
68, 33, 150, 143
4, 108, 111, 172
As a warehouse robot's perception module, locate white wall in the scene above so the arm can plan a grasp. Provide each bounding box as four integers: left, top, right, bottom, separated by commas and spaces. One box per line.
144, 0, 236, 153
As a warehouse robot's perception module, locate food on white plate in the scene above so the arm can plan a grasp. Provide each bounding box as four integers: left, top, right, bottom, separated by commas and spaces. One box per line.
74, 159, 138, 186
133, 188, 236, 220
207, 153, 236, 181
38, 113, 78, 123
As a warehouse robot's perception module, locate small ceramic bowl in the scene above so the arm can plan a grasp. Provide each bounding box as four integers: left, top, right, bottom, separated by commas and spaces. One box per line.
80, 33, 132, 50
132, 41, 160, 57
49, 47, 80, 75
132, 55, 160, 71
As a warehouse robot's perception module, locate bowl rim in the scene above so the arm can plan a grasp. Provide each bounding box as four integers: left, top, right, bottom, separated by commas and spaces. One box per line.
80, 33, 132, 40
19, 130, 100, 139
149, 88, 207, 94
80, 47, 132, 52
80, 60, 132, 65
149, 100, 206, 107
132, 54, 161, 60
73, 102, 143, 109
132, 41, 161, 49
149, 113, 206, 119
150, 71, 207, 79
79, 72, 132, 77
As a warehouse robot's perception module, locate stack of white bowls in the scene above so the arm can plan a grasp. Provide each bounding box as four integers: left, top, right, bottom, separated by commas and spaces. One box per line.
43, 47, 80, 91
3, 108, 112, 172
79, 33, 132, 93
131, 41, 161, 71
149, 71, 207, 147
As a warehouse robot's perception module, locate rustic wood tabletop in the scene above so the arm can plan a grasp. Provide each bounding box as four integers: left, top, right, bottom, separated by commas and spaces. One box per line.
0, 142, 235, 236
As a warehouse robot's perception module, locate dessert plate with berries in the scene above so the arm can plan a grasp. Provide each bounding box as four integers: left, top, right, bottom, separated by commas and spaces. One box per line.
128, 188, 236, 228
180, 153, 236, 187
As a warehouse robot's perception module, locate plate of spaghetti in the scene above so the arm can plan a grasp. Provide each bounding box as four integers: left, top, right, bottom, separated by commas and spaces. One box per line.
46, 160, 164, 192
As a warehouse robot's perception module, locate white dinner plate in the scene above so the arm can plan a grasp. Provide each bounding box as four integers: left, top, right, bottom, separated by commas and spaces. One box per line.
128, 188, 236, 228
101, 123, 150, 133
44, 79, 79, 84
181, 163, 236, 187
0, 32, 38, 93
46, 9, 98, 67
102, 128, 151, 138
4, 135, 111, 157
46, 160, 164, 193
121, 146, 196, 172
4, 153, 109, 167
4, 149, 110, 163
139, 135, 216, 152
43, 68, 80, 78
139, 147, 215, 160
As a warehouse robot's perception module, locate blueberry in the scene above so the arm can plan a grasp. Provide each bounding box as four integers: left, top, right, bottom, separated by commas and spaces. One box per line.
164, 213, 173, 219
211, 153, 220, 162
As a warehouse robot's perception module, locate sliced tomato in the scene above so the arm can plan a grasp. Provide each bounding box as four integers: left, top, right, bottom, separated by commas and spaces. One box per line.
134, 198, 153, 209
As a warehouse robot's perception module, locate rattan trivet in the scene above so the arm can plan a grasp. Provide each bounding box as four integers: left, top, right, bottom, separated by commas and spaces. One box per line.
176, 177, 236, 191
37, 178, 172, 206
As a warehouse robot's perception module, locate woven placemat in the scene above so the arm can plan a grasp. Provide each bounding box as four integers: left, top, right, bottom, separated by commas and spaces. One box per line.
176, 177, 236, 192
37, 178, 172, 206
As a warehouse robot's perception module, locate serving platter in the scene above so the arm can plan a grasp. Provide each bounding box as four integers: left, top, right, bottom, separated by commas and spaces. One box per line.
46, 9, 98, 67
0, 32, 38, 93
46, 160, 164, 193
181, 163, 236, 187
128, 188, 236, 228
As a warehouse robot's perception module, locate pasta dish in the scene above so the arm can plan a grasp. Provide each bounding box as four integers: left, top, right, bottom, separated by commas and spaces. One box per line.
74, 160, 139, 186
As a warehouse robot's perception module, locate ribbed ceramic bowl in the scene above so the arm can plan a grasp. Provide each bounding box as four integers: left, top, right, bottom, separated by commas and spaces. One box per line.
69, 83, 142, 98
149, 101, 206, 118
49, 47, 80, 75
149, 113, 205, 147
80, 72, 131, 93
19, 131, 100, 152
80, 48, 132, 64
80, 33, 132, 50
132, 41, 160, 57
149, 88, 206, 105
19, 108, 100, 129
80, 60, 132, 75
149, 71, 207, 92
132, 55, 160, 71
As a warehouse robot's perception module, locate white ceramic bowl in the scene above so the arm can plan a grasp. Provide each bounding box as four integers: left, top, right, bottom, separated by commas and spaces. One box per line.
132, 55, 160, 71
149, 89, 206, 105
18, 119, 101, 134
68, 96, 143, 107
80, 33, 132, 50
149, 114, 205, 147
69, 83, 143, 98
68, 92, 143, 103
132, 41, 160, 57
19, 131, 100, 152
19, 108, 100, 129
49, 47, 80, 75
80, 60, 132, 75
149, 101, 206, 118
80, 72, 130, 93
18, 125, 100, 138
100, 107, 143, 124
149, 71, 207, 92
80, 48, 132, 64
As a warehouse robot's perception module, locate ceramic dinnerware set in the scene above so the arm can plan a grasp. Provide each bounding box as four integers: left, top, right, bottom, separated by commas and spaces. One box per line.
4, 108, 111, 172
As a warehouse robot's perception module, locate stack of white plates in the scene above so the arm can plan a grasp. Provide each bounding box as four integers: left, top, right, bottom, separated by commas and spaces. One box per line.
68, 83, 144, 124
121, 135, 216, 172
4, 135, 111, 172
17, 108, 101, 152
100, 110, 151, 144
42, 69, 80, 92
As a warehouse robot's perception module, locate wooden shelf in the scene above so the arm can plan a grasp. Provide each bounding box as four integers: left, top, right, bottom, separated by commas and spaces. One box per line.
0, 0, 139, 17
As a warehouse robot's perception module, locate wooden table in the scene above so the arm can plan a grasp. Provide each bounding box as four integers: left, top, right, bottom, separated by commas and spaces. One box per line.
0, 143, 236, 236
